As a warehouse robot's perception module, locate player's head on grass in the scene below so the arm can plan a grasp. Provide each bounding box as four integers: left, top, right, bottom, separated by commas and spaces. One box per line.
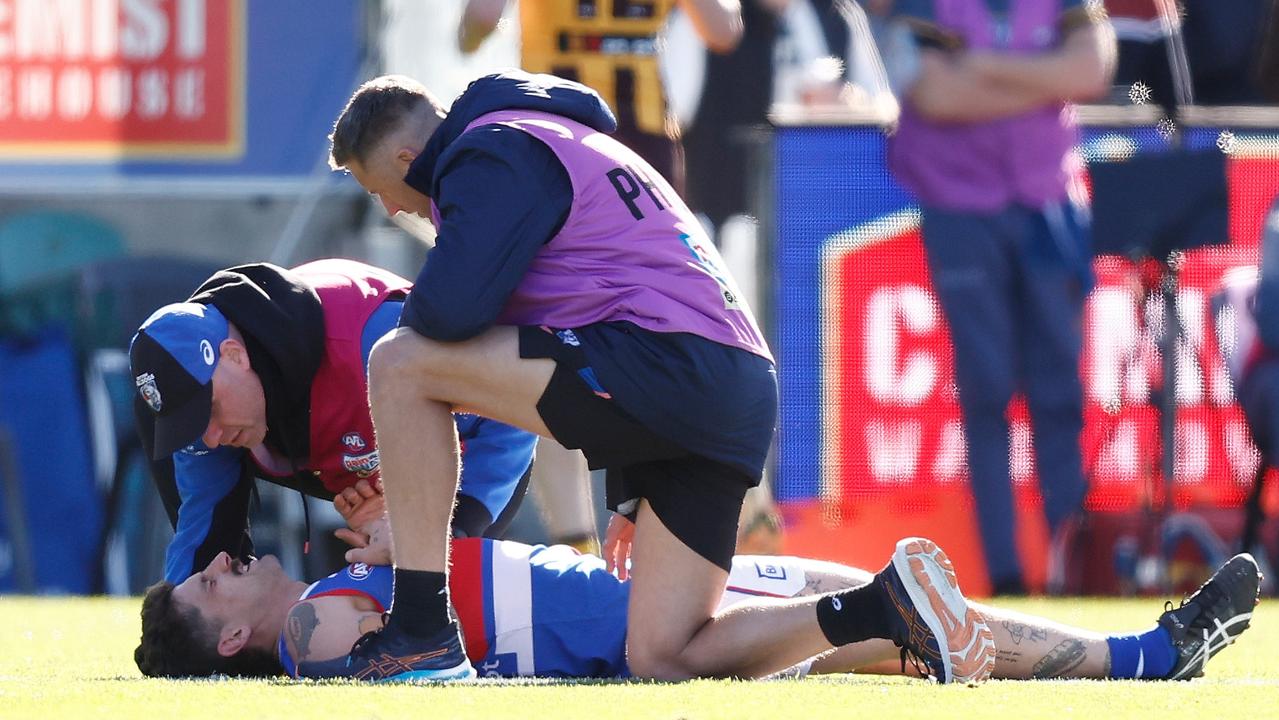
136, 552, 294, 678
329, 74, 446, 219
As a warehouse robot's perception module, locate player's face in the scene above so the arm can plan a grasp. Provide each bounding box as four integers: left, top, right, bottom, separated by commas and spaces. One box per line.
347, 149, 432, 219
203, 358, 268, 449
171, 552, 286, 631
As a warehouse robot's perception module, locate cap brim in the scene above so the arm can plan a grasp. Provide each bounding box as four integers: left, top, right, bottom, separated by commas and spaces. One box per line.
152, 386, 214, 459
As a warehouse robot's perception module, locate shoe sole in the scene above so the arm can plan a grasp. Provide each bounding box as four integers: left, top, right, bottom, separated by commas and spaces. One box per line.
893, 537, 997, 684
373, 660, 478, 684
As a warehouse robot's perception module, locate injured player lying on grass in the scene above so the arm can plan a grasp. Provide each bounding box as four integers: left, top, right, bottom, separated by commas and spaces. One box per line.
134, 535, 1260, 683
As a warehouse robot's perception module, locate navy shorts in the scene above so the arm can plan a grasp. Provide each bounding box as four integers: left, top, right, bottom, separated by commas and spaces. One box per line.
519, 325, 752, 571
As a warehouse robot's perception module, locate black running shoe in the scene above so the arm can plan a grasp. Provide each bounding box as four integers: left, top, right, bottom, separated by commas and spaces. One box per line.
339, 621, 476, 683
1159, 553, 1261, 680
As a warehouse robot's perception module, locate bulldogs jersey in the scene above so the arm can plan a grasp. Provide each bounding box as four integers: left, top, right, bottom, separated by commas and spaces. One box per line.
279, 538, 630, 679
278, 538, 812, 679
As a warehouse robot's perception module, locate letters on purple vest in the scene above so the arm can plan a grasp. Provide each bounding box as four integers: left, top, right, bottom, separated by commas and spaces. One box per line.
432, 109, 773, 362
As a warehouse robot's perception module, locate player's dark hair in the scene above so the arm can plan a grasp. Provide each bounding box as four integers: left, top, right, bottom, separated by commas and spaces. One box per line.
135, 580, 282, 678
329, 74, 441, 170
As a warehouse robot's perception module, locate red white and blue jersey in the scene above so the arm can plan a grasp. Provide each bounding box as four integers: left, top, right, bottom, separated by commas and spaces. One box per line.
278, 538, 630, 679
277, 538, 812, 679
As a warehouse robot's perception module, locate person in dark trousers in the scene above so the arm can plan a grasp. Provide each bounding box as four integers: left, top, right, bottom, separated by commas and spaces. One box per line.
882, 0, 1116, 594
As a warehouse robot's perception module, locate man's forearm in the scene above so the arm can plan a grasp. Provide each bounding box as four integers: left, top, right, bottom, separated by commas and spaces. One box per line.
458, 0, 507, 53
678, 0, 743, 53
966, 24, 1116, 104
907, 53, 1060, 122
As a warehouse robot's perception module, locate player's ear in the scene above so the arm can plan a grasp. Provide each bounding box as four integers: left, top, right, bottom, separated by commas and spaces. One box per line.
218, 338, 250, 370
217, 624, 250, 657
395, 147, 419, 166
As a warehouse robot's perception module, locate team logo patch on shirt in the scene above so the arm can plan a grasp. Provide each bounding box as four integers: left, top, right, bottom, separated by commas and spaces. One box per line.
342, 449, 380, 476
347, 563, 372, 581
754, 562, 787, 581
135, 372, 162, 412
341, 432, 367, 452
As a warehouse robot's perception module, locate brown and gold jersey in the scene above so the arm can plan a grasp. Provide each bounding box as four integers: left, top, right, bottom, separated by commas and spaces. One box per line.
520, 0, 675, 137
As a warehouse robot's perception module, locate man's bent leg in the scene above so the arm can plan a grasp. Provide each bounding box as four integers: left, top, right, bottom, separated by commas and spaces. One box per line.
368, 326, 554, 573
350, 326, 555, 681
625, 500, 834, 679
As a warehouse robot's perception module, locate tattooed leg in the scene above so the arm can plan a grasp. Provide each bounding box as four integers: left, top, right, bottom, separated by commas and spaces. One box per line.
787, 559, 1111, 679
972, 604, 1109, 679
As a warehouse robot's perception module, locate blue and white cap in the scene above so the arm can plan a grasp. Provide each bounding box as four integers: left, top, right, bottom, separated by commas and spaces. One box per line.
129, 302, 230, 459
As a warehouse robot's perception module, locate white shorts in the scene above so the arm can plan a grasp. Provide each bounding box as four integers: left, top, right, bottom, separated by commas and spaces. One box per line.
717, 555, 810, 611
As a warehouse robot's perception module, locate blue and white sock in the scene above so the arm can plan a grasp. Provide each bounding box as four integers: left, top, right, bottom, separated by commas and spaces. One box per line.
1106, 625, 1176, 679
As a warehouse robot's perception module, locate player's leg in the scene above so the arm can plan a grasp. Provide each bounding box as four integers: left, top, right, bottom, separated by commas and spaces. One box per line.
353, 325, 555, 680
624, 497, 834, 680
786, 553, 1261, 680
626, 478, 995, 682
368, 326, 553, 570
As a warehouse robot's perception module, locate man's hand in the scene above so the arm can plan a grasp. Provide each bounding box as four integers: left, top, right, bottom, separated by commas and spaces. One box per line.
603, 513, 636, 581
344, 515, 393, 566
334, 478, 385, 526
333, 478, 390, 559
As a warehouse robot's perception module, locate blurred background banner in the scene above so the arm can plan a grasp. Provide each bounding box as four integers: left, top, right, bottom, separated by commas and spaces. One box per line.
773, 118, 1279, 595
0, 0, 364, 186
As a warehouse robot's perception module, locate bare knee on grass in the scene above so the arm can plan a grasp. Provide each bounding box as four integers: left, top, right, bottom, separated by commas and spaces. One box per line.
625, 503, 728, 680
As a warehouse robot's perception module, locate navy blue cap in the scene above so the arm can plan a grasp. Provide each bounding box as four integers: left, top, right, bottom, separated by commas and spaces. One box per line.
129, 303, 229, 459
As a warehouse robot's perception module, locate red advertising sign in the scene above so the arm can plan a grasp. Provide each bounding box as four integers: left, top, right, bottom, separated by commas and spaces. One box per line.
821, 177, 1273, 516
0, 0, 244, 159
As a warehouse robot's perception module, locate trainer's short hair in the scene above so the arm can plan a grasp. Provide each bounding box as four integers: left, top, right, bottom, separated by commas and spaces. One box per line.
329, 75, 439, 170
135, 580, 281, 678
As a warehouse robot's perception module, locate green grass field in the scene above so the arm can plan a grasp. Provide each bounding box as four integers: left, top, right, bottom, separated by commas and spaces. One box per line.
1, 596, 1275, 720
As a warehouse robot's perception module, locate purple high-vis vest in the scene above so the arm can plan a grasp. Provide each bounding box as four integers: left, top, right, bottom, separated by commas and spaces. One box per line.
435, 109, 772, 361
888, 0, 1078, 211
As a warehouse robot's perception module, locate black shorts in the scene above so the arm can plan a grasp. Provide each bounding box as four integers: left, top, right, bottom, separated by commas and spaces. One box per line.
519, 325, 750, 571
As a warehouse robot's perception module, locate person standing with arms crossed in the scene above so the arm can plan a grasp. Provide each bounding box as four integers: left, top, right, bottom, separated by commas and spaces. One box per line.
880, 0, 1116, 593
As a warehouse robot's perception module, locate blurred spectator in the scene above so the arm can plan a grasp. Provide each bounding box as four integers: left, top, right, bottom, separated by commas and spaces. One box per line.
1259, 1, 1279, 103
664, 0, 892, 229
1105, 0, 1276, 108
882, 0, 1116, 594
1221, 197, 1279, 549
460, 0, 744, 190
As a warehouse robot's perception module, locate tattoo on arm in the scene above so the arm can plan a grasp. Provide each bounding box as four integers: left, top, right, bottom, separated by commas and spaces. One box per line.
287, 603, 320, 662
1032, 639, 1087, 679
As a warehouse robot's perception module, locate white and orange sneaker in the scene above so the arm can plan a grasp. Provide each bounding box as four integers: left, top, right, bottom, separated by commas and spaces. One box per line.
874, 537, 997, 684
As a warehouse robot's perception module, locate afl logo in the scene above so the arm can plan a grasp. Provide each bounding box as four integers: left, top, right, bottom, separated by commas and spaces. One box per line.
347, 563, 372, 580
342, 432, 367, 452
